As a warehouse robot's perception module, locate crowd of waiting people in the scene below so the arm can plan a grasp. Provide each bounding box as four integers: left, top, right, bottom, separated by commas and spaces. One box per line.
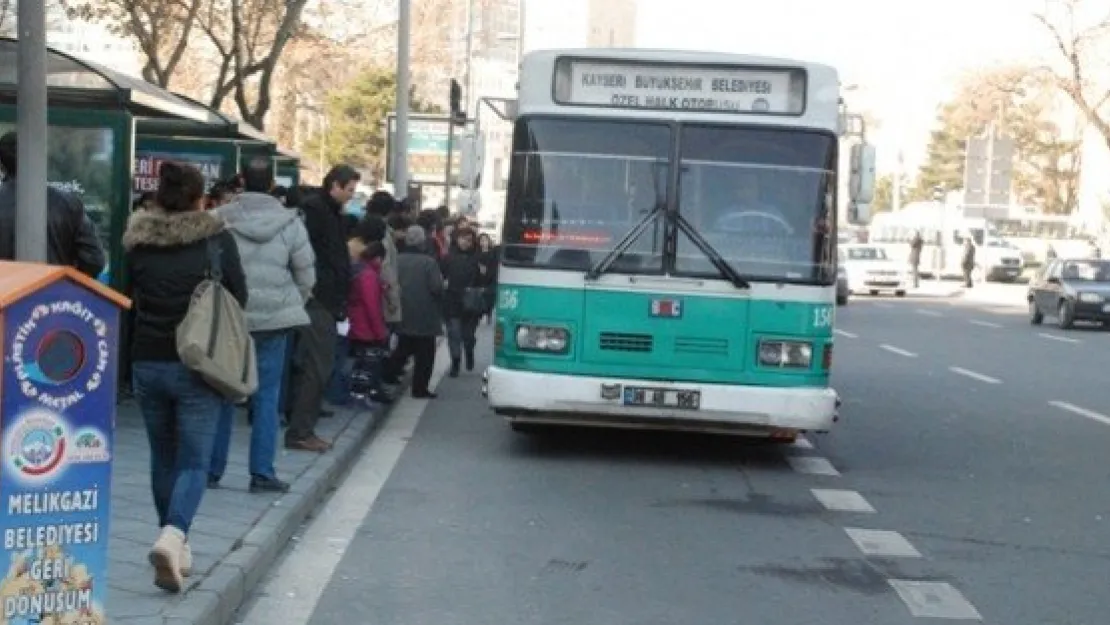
124, 160, 500, 593
2, 128, 499, 595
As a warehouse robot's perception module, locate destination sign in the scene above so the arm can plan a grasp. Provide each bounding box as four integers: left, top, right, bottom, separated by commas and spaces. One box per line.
558, 59, 803, 114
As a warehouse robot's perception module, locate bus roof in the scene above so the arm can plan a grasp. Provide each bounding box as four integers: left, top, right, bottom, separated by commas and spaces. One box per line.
517, 48, 841, 132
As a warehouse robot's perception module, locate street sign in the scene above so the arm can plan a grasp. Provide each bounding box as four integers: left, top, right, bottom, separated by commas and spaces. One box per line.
384, 114, 468, 186
963, 133, 1014, 206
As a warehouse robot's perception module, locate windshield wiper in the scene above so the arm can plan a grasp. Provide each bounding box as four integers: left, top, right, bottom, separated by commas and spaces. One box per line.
673, 212, 750, 289
586, 205, 662, 281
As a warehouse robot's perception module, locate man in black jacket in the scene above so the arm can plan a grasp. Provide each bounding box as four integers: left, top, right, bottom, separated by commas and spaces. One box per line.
0, 131, 106, 276
285, 164, 359, 452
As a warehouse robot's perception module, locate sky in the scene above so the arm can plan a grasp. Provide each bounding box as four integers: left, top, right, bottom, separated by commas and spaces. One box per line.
634, 0, 1055, 175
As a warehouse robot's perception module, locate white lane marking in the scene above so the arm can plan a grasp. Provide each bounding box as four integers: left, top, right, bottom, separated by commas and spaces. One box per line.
792, 436, 814, 450
1049, 401, 1110, 427
834, 329, 858, 339
811, 488, 875, 513
1038, 332, 1080, 344
843, 528, 922, 558
915, 308, 943, 317
238, 344, 451, 625
787, 456, 841, 476
887, 580, 983, 620
879, 344, 918, 358
969, 319, 1001, 328
948, 366, 1001, 385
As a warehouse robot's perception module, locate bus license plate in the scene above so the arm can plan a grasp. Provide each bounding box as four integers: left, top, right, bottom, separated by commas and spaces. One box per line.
623, 386, 701, 410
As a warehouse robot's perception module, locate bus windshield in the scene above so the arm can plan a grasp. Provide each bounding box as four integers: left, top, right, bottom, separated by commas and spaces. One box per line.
675, 125, 836, 283
501, 118, 670, 274
501, 118, 836, 285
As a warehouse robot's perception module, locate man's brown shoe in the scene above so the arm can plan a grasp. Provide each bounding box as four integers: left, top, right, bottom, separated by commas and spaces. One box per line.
285, 437, 329, 452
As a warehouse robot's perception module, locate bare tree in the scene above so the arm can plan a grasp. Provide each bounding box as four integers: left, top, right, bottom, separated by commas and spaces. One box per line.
1034, 0, 1110, 150
61, 0, 203, 88
190, 0, 309, 129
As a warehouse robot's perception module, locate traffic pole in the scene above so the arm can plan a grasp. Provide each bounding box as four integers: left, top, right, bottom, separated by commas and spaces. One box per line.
15, 0, 48, 263
394, 0, 411, 192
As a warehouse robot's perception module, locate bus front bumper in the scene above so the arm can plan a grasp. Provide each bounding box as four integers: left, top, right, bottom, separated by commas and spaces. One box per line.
484, 367, 839, 435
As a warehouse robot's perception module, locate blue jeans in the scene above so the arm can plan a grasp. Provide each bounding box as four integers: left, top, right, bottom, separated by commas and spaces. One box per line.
325, 334, 351, 405
132, 361, 223, 534
210, 332, 289, 481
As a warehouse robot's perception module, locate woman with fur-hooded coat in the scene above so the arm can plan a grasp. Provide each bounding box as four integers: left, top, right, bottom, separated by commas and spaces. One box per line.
122, 162, 247, 594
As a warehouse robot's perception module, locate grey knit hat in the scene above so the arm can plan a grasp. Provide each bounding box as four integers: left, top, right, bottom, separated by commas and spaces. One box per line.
404, 224, 426, 248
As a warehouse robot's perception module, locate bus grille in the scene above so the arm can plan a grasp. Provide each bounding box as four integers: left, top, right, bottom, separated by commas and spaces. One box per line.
674, 337, 729, 356
599, 332, 653, 353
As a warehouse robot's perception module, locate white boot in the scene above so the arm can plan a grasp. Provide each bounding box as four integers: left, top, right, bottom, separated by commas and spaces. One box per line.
148, 526, 185, 592
181, 540, 193, 577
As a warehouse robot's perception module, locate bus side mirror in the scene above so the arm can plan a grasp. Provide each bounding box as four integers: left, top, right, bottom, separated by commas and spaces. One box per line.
458, 132, 485, 190
849, 143, 876, 205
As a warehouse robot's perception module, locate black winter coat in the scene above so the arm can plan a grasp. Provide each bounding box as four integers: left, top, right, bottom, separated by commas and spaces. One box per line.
299, 191, 350, 318
122, 209, 248, 362
0, 180, 106, 276
441, 246, 483, 318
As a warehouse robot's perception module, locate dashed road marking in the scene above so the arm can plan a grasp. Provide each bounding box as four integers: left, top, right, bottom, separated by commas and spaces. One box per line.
1049, 400, 1110, 427
834, 329, 858, 339
1038, 332, 1080, 344
786, 456, 841, 476
811, 488, 875, 513
887, 580, 983, 620
791, 436, 814, 450
948, 366, 1001, 385
969, 319, 1001, 328
880, 344, 918, 357
915, 308, 943, 317
843, 528, 922, 558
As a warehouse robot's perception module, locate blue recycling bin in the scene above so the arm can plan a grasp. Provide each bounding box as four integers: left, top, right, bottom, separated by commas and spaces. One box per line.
0, 262, 130, 623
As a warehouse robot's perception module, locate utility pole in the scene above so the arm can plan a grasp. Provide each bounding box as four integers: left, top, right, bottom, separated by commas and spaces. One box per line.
516, 0, 525, 65
15, 0, 47, 263
394, 0, 411, 192
463, 0, 474, 111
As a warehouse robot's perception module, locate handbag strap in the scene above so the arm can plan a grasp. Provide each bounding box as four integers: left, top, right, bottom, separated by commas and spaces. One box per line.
206, 236, 224, 282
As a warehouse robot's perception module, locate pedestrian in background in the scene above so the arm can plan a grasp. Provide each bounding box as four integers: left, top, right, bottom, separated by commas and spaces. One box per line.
909, 230, 924, 288
441, 226, 485, 377
286, 165, 359, 452
209, 157, 316, 493
0, 131, 106, 277
346, 226, 394, 406
122, 162, 248, 593
384, 226, 444, 398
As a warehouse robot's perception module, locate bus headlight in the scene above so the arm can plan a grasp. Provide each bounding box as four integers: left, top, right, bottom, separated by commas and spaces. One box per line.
516, 325, 569, 353
758, 340, 812, 368
1079, 292, 1103, 303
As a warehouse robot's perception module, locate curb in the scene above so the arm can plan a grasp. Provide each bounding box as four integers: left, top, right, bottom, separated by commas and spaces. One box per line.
161, 405, 388, 625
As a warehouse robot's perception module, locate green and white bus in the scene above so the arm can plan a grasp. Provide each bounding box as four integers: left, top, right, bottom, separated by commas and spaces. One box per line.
482, 49, 875, 439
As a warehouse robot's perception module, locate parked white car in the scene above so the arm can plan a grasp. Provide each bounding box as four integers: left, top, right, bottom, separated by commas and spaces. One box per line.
841, 244, 910, 297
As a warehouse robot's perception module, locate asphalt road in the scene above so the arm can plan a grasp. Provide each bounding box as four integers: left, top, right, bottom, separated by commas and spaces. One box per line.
237, 294, 1110, 625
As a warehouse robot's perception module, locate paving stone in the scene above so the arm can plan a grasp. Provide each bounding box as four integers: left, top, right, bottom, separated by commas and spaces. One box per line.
104, 396, 387, 624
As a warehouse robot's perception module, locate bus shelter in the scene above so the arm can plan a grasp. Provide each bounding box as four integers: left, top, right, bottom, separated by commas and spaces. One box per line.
0, 38, 299, 290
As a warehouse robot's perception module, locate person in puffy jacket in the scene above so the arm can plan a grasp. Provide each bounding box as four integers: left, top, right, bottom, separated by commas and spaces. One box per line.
346, 228, 394, 406
122, 162, 247, 594
208, 157, 316, 494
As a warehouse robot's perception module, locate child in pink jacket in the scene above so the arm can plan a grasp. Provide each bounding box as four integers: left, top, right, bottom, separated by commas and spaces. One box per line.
347, 241, 394, 405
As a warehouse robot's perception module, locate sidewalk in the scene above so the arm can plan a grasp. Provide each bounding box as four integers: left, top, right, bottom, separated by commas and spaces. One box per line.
904, 280, 965, 298
109, 398, 383, 625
